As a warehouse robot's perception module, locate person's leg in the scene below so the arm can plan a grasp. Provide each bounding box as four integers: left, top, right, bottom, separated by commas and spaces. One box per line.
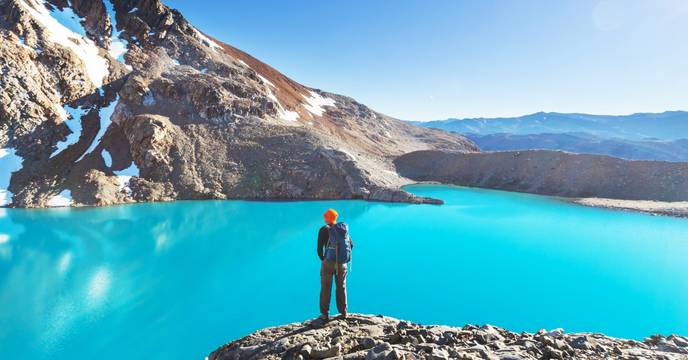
319, 261, 334, 317
335, 263, 348, 316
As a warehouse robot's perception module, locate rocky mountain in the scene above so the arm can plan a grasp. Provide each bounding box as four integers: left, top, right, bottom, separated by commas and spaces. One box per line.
208, 314, 688, 360
0, 0, 477, 208
416, 111, 688, 140
395, 150, 688, 202
465, 132, 688, 162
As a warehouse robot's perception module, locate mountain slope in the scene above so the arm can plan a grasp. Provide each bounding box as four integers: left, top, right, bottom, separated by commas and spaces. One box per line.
416, 111, 688, 140
0, 0, 477, 208
466, 132, 688, 162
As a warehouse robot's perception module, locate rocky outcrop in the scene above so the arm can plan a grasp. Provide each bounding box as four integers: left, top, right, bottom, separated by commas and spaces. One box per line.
208, 314, 688, 360
0, 0, 477, 208
394, 150, 688, 202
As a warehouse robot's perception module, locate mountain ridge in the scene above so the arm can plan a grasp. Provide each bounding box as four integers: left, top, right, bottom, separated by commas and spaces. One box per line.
417, 110, 688, 123
465, 132, 688, 162
414, 111, 688, 140
0, 0, 477, 208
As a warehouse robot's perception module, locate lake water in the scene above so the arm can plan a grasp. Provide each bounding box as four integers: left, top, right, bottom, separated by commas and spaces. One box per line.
1, 185, 687, 359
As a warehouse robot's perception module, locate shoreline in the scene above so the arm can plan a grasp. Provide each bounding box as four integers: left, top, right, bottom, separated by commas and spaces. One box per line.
567, 197, 688, 218
5, 182, 688, 219
405, 182, 688, 219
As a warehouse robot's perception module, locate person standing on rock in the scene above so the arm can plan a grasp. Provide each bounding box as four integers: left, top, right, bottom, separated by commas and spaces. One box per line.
317, 209, 353, 320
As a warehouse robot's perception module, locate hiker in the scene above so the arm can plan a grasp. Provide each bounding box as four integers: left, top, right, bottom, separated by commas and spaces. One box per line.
317, 208, 353, 320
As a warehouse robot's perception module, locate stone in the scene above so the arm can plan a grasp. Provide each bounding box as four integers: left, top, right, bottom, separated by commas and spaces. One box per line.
547, 328, 565, 339
311, 343, 341, 359
359, 337, 377, 350
366, 342, 393, 359
542, 345, 563, 359
206, 314, 688, 360
568, 336, 590, 350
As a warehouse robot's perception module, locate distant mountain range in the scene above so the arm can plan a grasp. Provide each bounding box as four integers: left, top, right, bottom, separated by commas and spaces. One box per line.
465, 133, 688, 162
415, 111, 688, 140
414, 111, 688, 161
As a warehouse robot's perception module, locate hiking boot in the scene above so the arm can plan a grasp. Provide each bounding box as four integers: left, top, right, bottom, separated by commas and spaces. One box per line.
334, 313, 347, 320
318, 314, 329, 321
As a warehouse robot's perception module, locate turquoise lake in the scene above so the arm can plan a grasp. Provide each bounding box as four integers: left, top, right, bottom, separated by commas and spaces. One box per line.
1, 184, 687, 359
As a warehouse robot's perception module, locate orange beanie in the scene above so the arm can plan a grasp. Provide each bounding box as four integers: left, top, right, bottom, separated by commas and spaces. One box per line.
323, 209, 339, 224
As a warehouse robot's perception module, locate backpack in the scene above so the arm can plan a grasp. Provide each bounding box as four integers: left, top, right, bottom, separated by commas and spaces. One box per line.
325, 222, 352, 264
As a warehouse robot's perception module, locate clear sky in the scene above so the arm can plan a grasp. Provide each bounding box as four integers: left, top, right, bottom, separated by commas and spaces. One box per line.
165, 0, 688, 120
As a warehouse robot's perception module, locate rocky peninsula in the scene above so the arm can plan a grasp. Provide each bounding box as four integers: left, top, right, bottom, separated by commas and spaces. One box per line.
208, 314, 688, 360
394, 150, 688, 217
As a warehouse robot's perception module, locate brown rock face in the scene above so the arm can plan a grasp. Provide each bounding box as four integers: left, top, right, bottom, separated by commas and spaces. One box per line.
394, 150, 688, 201
0, 0, 477, 208
72, 169, 130, 206
208, 314, 688, 360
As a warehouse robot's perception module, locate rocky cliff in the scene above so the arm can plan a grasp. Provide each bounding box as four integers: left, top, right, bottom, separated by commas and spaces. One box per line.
0, 0, 477, 208
208, 314, 688, 360
394, 150, 688, 202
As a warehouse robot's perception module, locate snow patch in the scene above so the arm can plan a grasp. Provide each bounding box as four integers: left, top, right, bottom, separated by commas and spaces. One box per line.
128, 7, 138, 13
51, 104, 87, 158
192, 27, 222, 50
47, 190, 73, 207
262, 80, 300, 122
0, 148, 24, 206
338, 149, 357, 161
101, 149, 112, 167
115, 176, 132, 195
114, 161, 139, 195
171, 59, 180, 66
54, 102, 68, 120
303, 91, 336, 116
258, 74, 274, 87
236, 59, 249, 68
103, 0, 129, 63
77, 96, 119, 161
200, 67, 208, 73
19, 0, 109, 87
0, 191, 11, 207
281, 110, 300, 122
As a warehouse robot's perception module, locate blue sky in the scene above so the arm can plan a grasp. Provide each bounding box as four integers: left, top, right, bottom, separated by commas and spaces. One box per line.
165, 0, 688, 120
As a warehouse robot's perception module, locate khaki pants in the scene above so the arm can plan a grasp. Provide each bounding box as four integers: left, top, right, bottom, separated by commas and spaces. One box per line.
320, 260, 347, 316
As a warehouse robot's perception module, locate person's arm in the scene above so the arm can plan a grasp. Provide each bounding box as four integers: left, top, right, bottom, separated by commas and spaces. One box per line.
317, 226, 327, 261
